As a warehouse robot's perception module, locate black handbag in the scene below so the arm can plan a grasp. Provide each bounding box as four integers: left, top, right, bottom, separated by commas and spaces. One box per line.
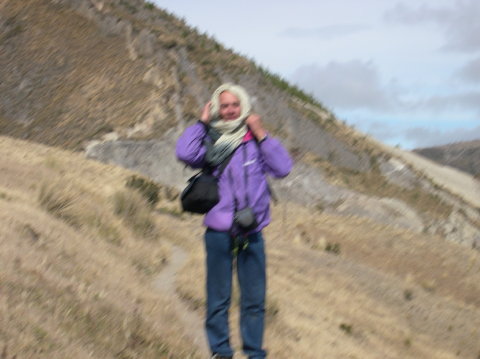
180, 151, 236, 214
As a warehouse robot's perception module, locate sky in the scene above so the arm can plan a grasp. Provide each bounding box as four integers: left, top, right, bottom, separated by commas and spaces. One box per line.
153, 0, 480, 149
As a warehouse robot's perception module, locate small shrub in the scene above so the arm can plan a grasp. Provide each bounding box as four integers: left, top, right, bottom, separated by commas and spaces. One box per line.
38, 181, 81, 227
126, 175, 160, 207
325, 242, 341, 255
163, 38, 177, 49
112, 189, 156, 238
86, 214, 122, 245
339, 323, 353, 335
112, 189, 143, 218
266, 297, 280, 323
403, 289, 414, 301
144, 2, 155, 10
163, 186, 179, 202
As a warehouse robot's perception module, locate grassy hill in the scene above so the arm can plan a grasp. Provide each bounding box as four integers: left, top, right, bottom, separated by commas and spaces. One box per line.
0, 136, 195, 358
1, 0, 480, 357
1, 136, 480, 358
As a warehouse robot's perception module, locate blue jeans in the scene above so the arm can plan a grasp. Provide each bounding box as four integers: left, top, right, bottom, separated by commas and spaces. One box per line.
204, 229, 267, 358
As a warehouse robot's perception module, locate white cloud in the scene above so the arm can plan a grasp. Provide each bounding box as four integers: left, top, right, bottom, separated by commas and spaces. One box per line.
456, 57, 480, 83
291, 59, 480, 116
384, 1, 480, 53
412, 91, 480, 115
290, 58, 480, 148
290, 60, 395, 111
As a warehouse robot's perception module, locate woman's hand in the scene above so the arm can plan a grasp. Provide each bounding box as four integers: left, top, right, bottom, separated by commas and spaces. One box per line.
246, 114, 267, 141
200, 101, 212, 124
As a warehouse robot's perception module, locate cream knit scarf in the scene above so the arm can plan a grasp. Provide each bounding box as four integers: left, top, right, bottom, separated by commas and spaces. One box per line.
205, 83, 251, 166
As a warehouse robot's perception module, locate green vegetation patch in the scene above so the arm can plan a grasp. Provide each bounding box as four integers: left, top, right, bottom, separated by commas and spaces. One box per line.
126, 175, 161, 207
112, 188, 157, 238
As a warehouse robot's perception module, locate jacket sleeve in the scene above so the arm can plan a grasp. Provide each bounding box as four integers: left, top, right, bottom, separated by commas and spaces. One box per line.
176, 121, 208, 168
259, 136, 293, 178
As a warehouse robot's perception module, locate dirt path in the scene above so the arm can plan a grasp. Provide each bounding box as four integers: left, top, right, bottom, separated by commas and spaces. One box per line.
153, 244, 209, 357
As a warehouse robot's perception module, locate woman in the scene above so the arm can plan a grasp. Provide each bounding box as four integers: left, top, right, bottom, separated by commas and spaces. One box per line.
176, 83, 292, 359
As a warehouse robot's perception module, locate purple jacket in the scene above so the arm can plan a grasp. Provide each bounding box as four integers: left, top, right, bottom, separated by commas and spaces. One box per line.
176, 121, 292, 233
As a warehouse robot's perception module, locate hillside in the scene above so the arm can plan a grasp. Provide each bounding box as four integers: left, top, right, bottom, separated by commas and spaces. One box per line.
1, 0, 479, 248
1, 0, 480, 357
414, 139, 480, 178
2, 136, 480, 358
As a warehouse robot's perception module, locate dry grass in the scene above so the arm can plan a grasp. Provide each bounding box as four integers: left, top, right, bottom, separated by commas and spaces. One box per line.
0, 136, 196, 358
2, 135, 480, 359
111, 188, 157, 239
175, 202, 480, 359
0, 0, 178, 149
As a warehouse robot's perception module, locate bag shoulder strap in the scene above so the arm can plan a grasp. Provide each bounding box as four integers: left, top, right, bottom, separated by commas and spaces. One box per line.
253, 139, 278, 204
217, 150, 236, 176
204, 147, 237, 177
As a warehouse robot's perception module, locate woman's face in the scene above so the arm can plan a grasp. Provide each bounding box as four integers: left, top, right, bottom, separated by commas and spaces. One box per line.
219, 91, 241, 120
